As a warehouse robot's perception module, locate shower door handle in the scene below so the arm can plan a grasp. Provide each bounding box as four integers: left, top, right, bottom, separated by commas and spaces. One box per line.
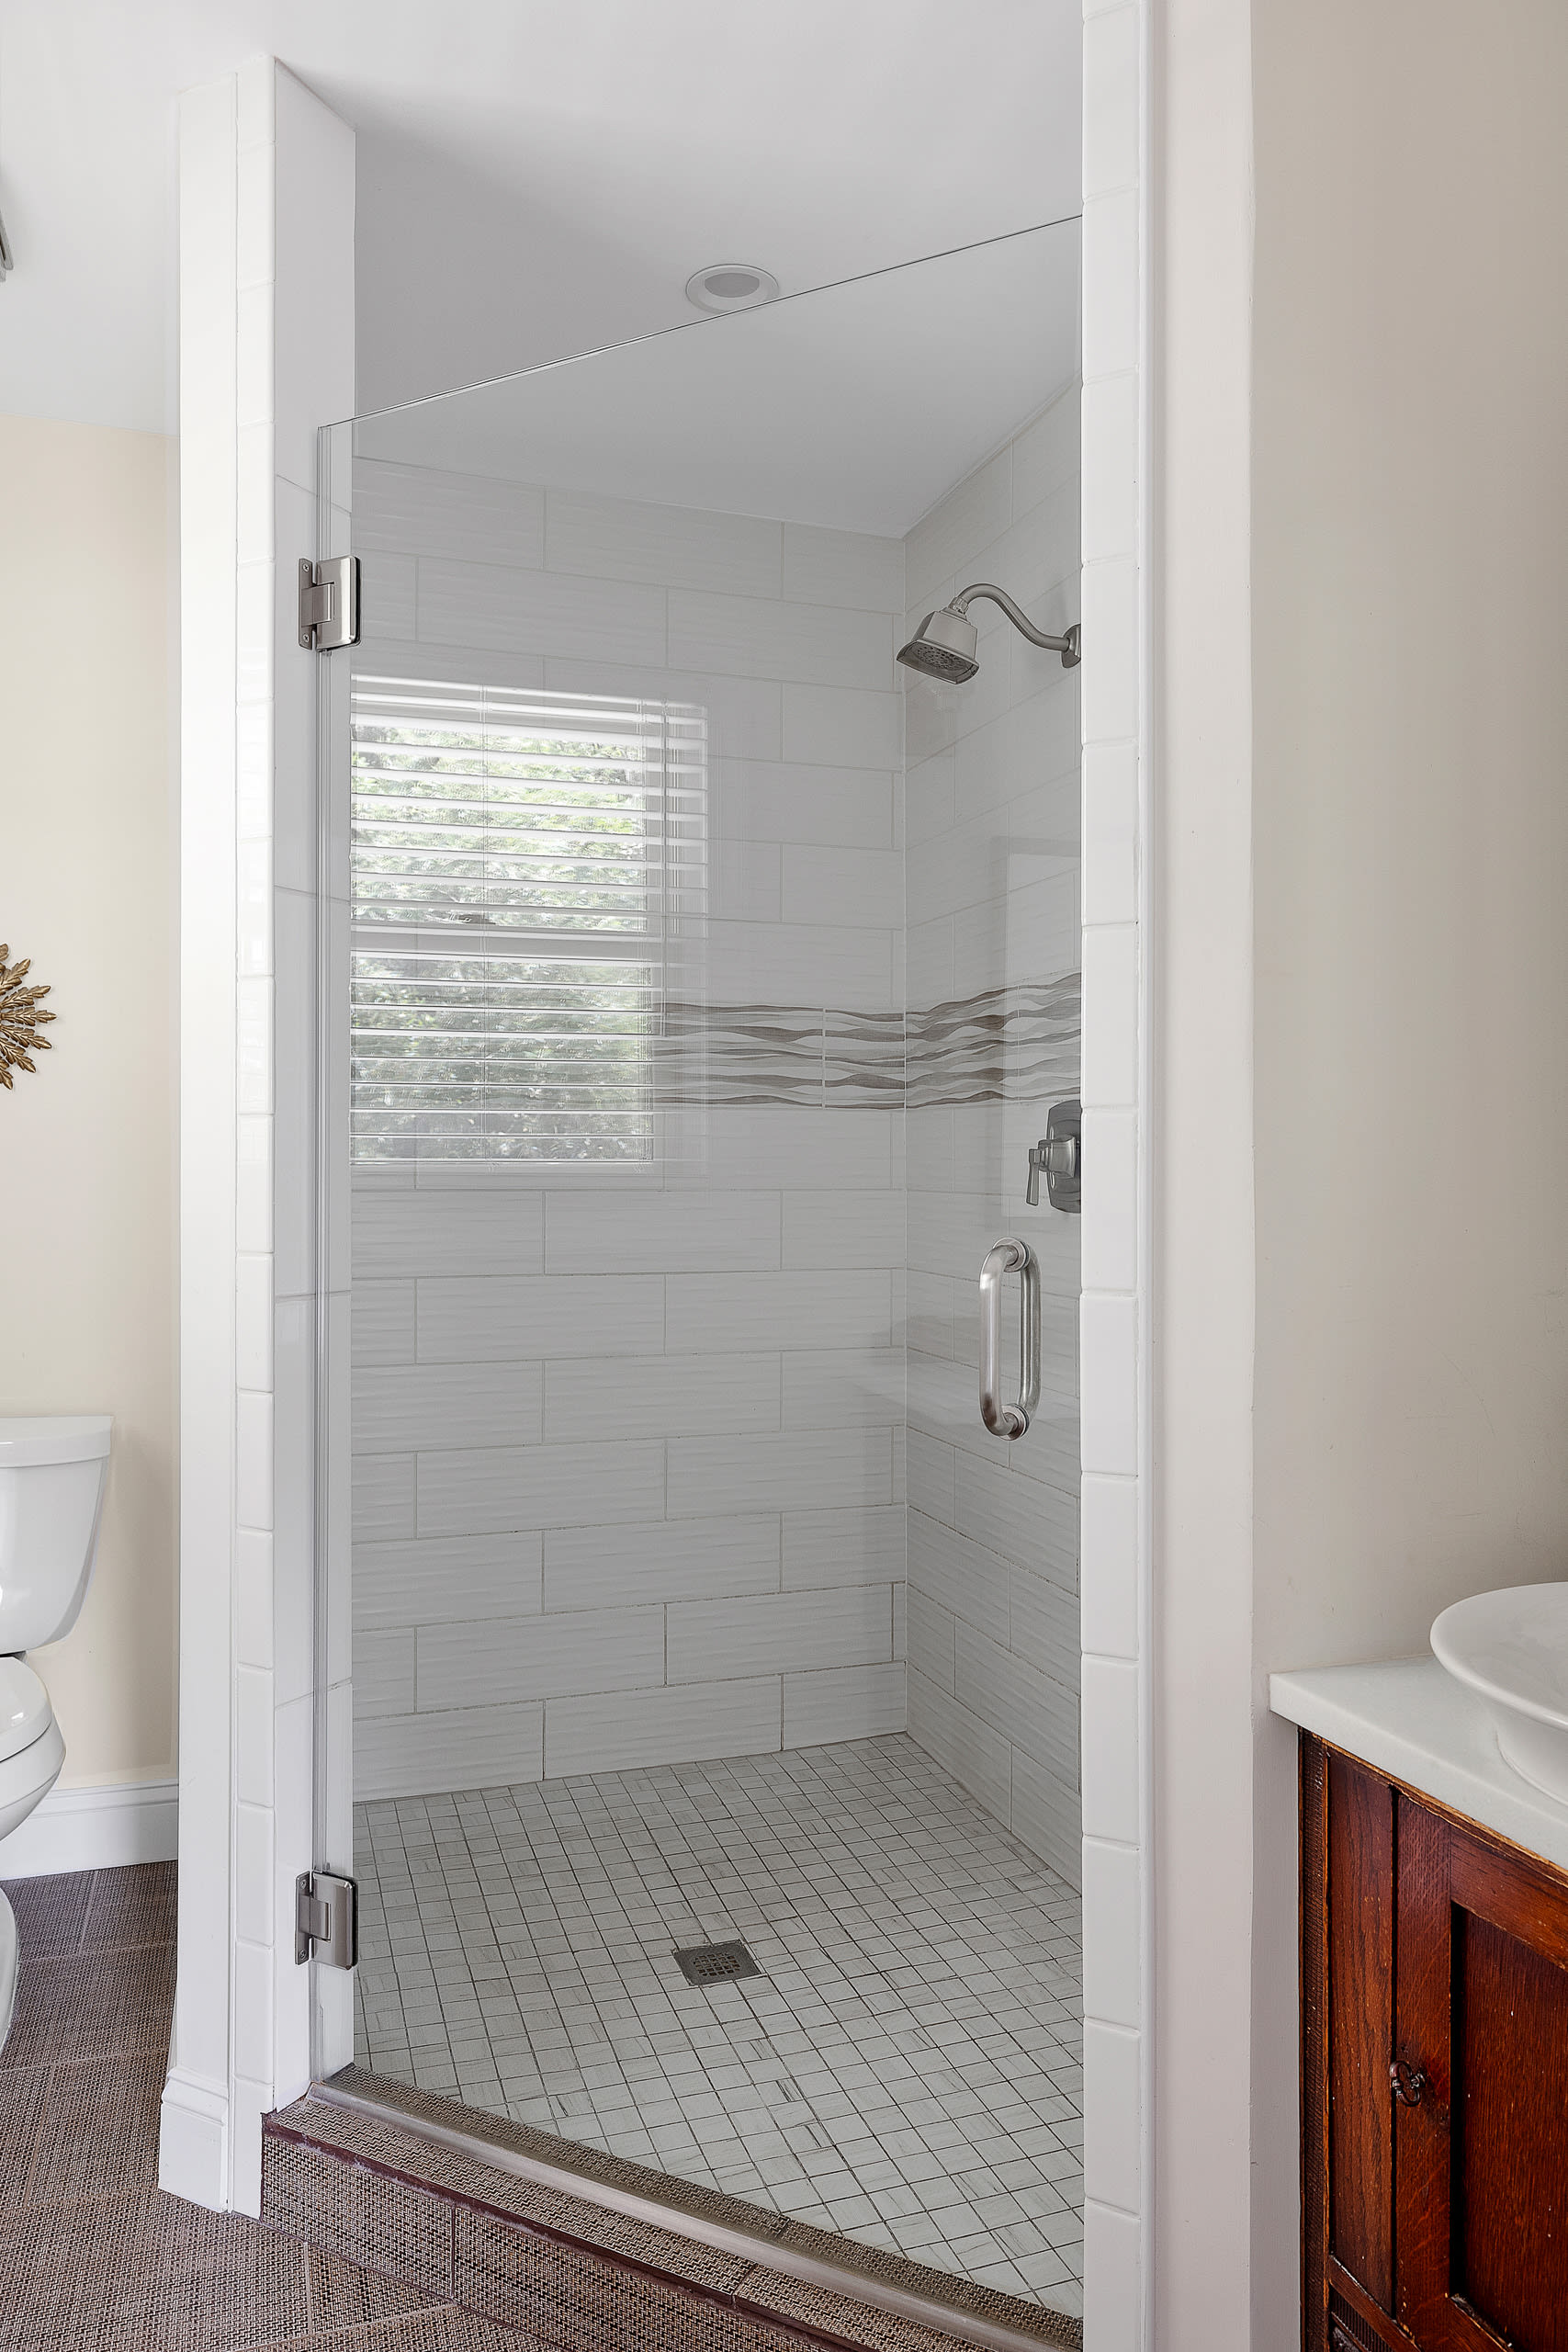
978, 1238, 1041, 1440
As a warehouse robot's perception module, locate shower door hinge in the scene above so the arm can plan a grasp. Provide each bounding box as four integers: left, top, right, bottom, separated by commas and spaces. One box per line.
295, 1869, 358, 1969
298, 554, 359, 651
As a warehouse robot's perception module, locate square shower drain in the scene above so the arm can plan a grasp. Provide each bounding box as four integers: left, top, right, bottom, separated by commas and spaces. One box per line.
671, 1939, 761, 1988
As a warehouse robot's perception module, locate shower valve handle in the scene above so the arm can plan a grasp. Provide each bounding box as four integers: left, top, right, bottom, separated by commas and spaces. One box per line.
1026, 1100, 1083, 1213
1026, 1134, 1077, 1206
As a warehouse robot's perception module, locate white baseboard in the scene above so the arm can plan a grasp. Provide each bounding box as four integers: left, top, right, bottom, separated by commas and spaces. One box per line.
159, 2065, 231, 2211
0, 1777, 178, 1878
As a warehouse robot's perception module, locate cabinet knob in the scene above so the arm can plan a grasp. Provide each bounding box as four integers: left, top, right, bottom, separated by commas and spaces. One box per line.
1389, 2056, 1429, 2107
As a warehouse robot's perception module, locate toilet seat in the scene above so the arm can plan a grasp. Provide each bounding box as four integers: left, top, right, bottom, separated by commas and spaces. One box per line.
0, 1659, 51, 1763
0, 1718, 64, 1841
0, 1662, 62, 1848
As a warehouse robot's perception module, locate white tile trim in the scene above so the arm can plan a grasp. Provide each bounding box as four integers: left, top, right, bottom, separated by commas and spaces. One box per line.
165, 60, 241, 2221
165, 53, 354, 2222
1077, 4, 1150, 2346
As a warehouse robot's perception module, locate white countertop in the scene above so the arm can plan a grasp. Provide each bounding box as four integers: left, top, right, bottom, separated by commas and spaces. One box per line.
1270, 1656, 1568, 1876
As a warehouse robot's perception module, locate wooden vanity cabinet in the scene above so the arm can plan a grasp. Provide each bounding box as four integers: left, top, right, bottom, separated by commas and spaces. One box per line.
1301, 1734, 1568, 2352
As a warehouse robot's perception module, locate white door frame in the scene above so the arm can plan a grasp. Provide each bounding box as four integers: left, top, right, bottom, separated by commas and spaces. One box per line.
164, 19, 1156, 2345
160, 54, 354, 2218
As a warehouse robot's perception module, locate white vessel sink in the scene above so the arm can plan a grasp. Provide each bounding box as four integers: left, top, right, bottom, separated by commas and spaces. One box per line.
1431, 1583, 1568, 1804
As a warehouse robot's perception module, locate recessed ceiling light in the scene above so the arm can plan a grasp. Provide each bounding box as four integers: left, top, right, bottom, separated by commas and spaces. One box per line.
685, 264, 780, 314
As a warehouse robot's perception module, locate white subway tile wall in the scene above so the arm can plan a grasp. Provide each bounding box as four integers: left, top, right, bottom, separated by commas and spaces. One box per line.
348, 390, 1079, 1886
351, 465, 910, 1794
901, 388, 1083, 1887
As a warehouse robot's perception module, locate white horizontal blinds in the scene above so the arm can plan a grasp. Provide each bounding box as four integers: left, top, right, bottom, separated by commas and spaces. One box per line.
350, 676, 706, 1164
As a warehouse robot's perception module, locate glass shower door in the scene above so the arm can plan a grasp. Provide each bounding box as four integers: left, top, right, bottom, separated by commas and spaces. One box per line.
316, 220, 1086, 2321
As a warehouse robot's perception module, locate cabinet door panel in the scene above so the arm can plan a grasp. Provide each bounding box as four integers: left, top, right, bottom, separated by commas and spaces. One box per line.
1455, 1909, 1568, 2350
1328, 1753, 1396, 2308
1303, 1747, 1568, 2352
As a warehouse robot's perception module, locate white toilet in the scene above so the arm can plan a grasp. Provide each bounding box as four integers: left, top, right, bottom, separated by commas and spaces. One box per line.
0, 1415, 112, 2047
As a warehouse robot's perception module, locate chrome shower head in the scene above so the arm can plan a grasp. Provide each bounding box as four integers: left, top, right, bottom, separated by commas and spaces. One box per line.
897, 582, 1080, 684
897, 604, 980, 683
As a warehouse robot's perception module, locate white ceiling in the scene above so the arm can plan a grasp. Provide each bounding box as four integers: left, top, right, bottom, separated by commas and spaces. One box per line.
0, 0, 1081, 435
355, 226, 1080, 537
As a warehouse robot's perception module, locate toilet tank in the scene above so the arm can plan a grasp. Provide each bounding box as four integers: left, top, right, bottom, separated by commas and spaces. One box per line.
0, 1419, 112, 1654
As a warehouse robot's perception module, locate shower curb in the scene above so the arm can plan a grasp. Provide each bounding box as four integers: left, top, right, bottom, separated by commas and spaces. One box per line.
260, 2071, 1082, 2352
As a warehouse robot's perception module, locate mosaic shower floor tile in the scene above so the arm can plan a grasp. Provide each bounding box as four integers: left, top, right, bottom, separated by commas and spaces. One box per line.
354, 1734, 1083, 2312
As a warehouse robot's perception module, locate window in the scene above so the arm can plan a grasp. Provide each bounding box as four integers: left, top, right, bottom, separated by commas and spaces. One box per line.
349, 677, 705, 1165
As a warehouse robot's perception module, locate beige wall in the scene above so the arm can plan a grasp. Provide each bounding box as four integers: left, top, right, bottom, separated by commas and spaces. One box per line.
0, 412, 176, 1786
1253, 9, 1568, 2311
1253, 0, 1568, 1674
1156, 2, 1568, 2341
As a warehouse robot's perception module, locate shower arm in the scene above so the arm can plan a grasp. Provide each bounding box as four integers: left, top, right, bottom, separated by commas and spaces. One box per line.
949, 582, 1078, 661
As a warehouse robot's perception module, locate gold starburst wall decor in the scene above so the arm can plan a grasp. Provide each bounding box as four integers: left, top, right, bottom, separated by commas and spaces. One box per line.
0, 944, 55, 1088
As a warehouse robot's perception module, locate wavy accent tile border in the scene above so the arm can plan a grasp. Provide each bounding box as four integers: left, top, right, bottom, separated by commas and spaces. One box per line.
654, 976, 1079, 1109
908, 975, 1080, 1109
654, 1002, 829, 1107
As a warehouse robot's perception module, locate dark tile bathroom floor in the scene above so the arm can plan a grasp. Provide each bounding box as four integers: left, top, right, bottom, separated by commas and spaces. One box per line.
0, 1861, 525, 2351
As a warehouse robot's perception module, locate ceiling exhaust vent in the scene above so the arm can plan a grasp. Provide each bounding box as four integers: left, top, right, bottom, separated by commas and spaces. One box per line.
684, 264, 778, 314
